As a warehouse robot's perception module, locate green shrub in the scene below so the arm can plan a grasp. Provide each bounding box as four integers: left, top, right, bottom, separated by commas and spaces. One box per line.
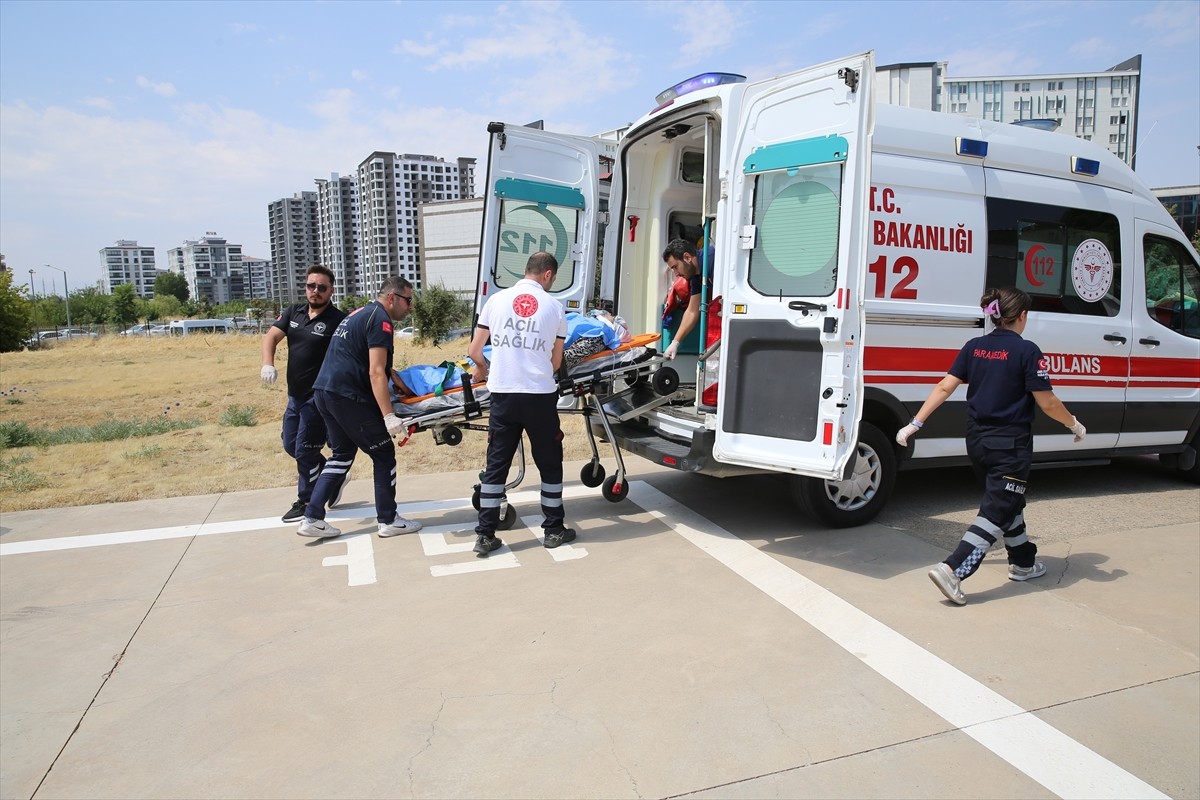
219, 404, 257, 427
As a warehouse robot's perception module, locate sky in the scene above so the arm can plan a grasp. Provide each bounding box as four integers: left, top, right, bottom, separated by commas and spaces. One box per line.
1, 0, 1197, 295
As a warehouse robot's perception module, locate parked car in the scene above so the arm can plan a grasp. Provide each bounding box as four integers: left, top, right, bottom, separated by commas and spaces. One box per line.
22, 329, 97, 349
120, 324, 169, 337
396, 326, 416, 337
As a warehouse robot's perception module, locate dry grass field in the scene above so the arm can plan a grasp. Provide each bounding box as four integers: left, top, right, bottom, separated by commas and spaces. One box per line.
0, 333, 594, 513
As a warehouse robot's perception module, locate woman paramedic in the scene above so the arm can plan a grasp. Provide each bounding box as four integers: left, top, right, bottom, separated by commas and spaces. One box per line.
896, 287, 1088, 606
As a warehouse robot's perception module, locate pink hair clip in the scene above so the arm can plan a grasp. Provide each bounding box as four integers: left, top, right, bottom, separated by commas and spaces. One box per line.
983, 300, 1001, 317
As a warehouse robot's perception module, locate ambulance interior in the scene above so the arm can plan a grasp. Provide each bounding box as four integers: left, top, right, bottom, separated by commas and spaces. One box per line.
609, 111, 721, 390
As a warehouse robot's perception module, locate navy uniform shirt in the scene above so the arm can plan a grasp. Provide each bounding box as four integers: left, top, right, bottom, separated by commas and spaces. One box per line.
949, 328, 1053, 426
313, 301, 395, 405
271, 303, 348, 398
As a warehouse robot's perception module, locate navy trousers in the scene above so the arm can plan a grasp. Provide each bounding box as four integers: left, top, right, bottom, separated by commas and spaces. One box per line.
475, 392, 565, 538
305, 389, 397, 525
281, 394, 327, 504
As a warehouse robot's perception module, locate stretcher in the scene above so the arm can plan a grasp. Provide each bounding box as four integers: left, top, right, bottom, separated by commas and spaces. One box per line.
389, 333, 683, 523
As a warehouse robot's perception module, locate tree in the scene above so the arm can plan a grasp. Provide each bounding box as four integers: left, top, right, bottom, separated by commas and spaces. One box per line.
0, 271, 34, 352
154, 271, 190, 303
407, 284, 471, 345
70, 285, 112, 326
109, 284, 139, 330
339, 294, 372, 313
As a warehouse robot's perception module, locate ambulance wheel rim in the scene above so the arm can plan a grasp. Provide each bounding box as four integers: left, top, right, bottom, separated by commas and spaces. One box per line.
822, 444, 881, 511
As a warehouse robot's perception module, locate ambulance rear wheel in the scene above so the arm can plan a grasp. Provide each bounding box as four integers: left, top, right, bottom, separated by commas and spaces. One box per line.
580, 461, 606, 488
790, 422, 895, 528
601, 475, 628, 502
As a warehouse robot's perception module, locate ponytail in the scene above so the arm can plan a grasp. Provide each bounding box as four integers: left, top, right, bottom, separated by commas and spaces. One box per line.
981, 287, 1031, 328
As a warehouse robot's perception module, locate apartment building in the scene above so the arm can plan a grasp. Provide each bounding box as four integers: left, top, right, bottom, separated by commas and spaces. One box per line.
267, 191, 320, 304
100, 240, 157, 298
355, 152, 476, 294
167, 233, 244, 305
240, 255, 273, 301
876, 55, 1142, 168
314, 173, 361, 299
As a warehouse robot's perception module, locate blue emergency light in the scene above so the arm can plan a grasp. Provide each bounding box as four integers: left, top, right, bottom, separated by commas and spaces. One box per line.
955, 137, 988, 158
655, 72, 746, 107
1071, 156, 1101, 177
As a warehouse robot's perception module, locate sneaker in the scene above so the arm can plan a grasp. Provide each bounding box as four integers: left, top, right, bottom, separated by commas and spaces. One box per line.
282, 500, 306, 524
329, 475, 348, 509
928, 563, 966, 605
473, 535, 502, 557
378, 515, 423, 537
1009, 560, 1047, 582
297, 517, 342, 539
543, 528, 577, 549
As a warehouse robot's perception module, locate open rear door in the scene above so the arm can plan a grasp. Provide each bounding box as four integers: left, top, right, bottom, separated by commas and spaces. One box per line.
476, 123, 601, 315
713, 52, 874, 479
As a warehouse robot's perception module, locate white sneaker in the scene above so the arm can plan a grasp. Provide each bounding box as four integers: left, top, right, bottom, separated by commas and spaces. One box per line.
378, 515, 423, 537
1009, 560, 1047, 581
297, 517, 342, 538
329, 475, 348, 509
928, 563, 966, 605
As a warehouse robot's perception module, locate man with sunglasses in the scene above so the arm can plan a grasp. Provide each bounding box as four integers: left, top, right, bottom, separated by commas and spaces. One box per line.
296, 276, 422, 539
261, 265, 348, 523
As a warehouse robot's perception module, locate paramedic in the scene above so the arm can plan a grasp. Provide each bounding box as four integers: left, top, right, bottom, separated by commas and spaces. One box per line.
468, 251, 572, 557
295, 277, 422, 539
260, 265, 348, 523
661, 238, 716, 360
896, 287, 1086, 605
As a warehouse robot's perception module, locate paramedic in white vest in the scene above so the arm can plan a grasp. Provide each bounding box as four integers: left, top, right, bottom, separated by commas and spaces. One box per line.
468, 251, 573, 557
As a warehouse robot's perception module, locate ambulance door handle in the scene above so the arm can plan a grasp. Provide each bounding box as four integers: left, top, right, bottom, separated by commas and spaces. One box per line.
1103, 333, 1127, 344
1138, 337, 1160, 347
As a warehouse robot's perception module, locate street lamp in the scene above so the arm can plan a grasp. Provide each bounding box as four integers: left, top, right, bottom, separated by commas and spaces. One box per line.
44, 264, 71, 331
28, 269, 39, 336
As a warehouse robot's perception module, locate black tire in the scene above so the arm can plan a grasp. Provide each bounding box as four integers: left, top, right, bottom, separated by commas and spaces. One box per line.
601, 475, 629, 502
471, 485, 481, 511
652, 366, 679, 396
580, 461, 606, 488
497, 504, 517, 530
442, 425, 463, 446
789, 421, 896, 528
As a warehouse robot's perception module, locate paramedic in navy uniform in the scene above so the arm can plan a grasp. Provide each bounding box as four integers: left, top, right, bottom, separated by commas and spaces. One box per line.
467, 251, 572, 557
295, 276, 423, 539
260, 265, 348, 523
896, 287, 1087, 605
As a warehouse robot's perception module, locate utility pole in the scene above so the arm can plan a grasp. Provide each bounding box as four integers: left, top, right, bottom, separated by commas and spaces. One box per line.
28, 268, 39, 338
45, 264, 71, 331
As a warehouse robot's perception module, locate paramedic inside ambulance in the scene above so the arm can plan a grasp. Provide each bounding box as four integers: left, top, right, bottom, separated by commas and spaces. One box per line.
661, 238, 716, 360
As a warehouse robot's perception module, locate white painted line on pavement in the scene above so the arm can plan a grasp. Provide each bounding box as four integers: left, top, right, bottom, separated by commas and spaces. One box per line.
631, 481, 1168, 800
520, 515, 588, 561
321, 533, 376, 586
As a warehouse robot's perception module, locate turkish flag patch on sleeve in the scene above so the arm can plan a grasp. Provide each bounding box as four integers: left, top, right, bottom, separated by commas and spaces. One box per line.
382, 320, 393, 334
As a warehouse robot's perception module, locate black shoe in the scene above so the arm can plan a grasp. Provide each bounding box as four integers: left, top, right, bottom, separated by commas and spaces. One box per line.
544, 528, 577, 549
282, 500, 306, 523
473, 535, 502, 557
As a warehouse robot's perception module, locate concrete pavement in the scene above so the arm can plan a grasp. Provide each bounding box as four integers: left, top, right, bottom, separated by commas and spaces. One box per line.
1, 459, 1197, 799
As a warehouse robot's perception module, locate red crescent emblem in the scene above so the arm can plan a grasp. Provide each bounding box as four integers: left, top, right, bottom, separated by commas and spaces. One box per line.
1024, 245, 1046, 287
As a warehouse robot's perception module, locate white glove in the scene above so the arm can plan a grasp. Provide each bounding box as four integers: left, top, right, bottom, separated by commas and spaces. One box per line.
260, 365, 277, 385
1068, 416, 1086, 443
896, 422, 921, 447
384, 413, 406, 436
663, 341, 679, 360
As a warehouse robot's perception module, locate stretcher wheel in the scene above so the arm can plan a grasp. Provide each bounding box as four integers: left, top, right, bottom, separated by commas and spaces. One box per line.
441, 425, 463, 446
471, 484, 481, 511
652, 366, 679, 396
580, 461, 606, 487
624, 369, 646, 387
497, 504, 517, 530
601, 475, 628, 503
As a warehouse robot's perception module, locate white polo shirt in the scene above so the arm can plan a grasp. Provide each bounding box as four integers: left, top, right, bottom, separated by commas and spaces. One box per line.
478, 277, 567, 393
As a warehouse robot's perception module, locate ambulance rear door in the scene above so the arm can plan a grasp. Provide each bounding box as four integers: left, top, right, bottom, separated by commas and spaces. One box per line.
713, 52, 874, 480
476, 123, 601, 315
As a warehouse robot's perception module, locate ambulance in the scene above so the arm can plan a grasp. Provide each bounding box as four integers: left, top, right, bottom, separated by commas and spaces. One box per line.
474, 51, 1200, 527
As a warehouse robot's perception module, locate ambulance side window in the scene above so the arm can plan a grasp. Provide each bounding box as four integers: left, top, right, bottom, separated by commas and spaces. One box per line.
747, 164, 842, 298
985, 198, 1121, 317
1143, 235, 1200, 339
494, 198, 580, 292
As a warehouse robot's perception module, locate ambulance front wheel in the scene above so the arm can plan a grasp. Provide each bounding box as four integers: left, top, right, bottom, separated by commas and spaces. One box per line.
580, 461, 606, 488
601, 475, 628, 502
790, 422, 896, 529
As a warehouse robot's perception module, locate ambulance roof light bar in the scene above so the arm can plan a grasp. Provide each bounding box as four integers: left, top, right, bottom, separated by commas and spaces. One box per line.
654, 72, 746, 108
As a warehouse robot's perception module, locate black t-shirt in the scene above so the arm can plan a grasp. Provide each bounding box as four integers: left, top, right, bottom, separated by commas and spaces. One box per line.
949, 328, 1053, 426
313, 300, 395, 405
271, 303, 348, 398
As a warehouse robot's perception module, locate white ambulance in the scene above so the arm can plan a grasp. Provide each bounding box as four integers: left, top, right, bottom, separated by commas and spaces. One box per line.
474, 51, 1200, 527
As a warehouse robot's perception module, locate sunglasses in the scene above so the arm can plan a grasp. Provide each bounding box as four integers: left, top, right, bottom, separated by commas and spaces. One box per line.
306, 283, 332, 292
395, 293, 413, 304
